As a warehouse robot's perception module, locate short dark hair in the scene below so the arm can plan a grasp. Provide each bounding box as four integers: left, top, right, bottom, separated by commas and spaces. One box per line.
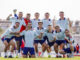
15, 22, 20, 24
38, 22, 43, 24
59, 11, 64, 13
65, 29, 69, 32
19, 12, 23, 13
35, 12, 39, 14
27, 13, 30, 16
45, 12, 49, 15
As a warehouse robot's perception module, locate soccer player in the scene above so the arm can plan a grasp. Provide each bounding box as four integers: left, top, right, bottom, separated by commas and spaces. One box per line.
9, 22, 23, 57
20, 22, 41, 58
34, 21, 46, 57
20, 13, 31, 32
44, 24, 56, 57
54, 25, 66, 57
59, 29, 76, 58
31, 12, 40, 28
1, 29, 15, 58
6, 12, 26, 28
42, 12, 53, 28
56, 11, 72, 31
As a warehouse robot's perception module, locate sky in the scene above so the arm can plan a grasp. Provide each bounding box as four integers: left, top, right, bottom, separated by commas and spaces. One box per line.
0, 0, 80, 21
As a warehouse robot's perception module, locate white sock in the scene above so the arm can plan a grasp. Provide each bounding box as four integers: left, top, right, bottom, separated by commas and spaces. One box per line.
48, 53, 51, 56
5, 52, 7, 56
16, 50, 18, 56
58, 53, 61, 56
36, 52, 38, 56
41, 52, 44, 57
10, 52, 13, 56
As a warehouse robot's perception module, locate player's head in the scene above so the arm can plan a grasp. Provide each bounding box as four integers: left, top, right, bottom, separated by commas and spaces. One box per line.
27, 22, 32, 29
45, 12, 50, 19
48, 24, 52, 30
55, 25, 60, 31
15, 22, 20, 27
38, 21, 43, 28
26, 13, 31, 19
65, 29, 70, 35
18, 12, 23, 18
59, 11, 64, 18
35, 12, 40, 19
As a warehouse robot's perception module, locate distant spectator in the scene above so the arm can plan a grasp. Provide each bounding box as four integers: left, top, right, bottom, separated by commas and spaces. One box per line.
76, 44, 79, 54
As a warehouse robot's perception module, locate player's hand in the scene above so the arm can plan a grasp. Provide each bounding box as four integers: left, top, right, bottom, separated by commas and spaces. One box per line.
13, 9, 17, 14
9, 14, 12, 17
16, 31, 20, 34
40, 32, 43, 35
67, 18, 70, 20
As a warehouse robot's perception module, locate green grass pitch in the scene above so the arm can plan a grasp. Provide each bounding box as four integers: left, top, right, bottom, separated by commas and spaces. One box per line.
0, 57, 80, 60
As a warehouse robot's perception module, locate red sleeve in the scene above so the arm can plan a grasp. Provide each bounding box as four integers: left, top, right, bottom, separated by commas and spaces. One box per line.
20, 18, 30, 32
20, 25, 26, 32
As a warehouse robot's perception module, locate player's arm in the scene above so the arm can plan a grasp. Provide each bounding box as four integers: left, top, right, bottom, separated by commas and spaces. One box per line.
6, 14, 12, 20
10, 32, 20, 35
13, 9, 18, 18
67, 18, 72, 28
52, 17, 56, 30
34, 30, 42, 39
53, 32, 56, 41
65, 37, 72, 44
39, 32, 44, 39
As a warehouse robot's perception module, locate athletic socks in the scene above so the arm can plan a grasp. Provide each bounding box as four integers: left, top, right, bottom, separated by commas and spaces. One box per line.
35, 53, 38, 57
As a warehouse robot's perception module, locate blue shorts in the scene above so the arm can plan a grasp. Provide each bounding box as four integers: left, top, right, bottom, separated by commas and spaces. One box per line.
43, 36, 48, 41
63, 47, 76, 53
55, 40, 66, 45
34, 40, 45, 45
4, 38, 12, 43
11, 36, 23, 41
23, 47, 35, 55
11, 36, 23, 46
1, 37, 5, 42
48, 41, 55, 47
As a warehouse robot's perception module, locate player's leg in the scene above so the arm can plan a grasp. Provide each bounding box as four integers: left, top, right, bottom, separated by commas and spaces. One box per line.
40, 40, 46, 57
40, 40, 47, 57
16, 41, 20, 57
70, 44, 74, 57
59, 49, 66, 54
47, 41, 55, 57
34, 40, 38, 57
8, 40, 15, 58
46, 44, 51, 57
3, 40, 9, 58
70, 44, 74, 52
30, 48, 35, 58
15, 36, 23, 57
22, 47, 28, 58
58, 41, 66, 57
60, 40, 65, 50
54, 43, 58, 57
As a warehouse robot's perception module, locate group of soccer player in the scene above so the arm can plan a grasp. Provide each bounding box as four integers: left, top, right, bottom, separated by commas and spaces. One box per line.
0, 9, 76, 58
